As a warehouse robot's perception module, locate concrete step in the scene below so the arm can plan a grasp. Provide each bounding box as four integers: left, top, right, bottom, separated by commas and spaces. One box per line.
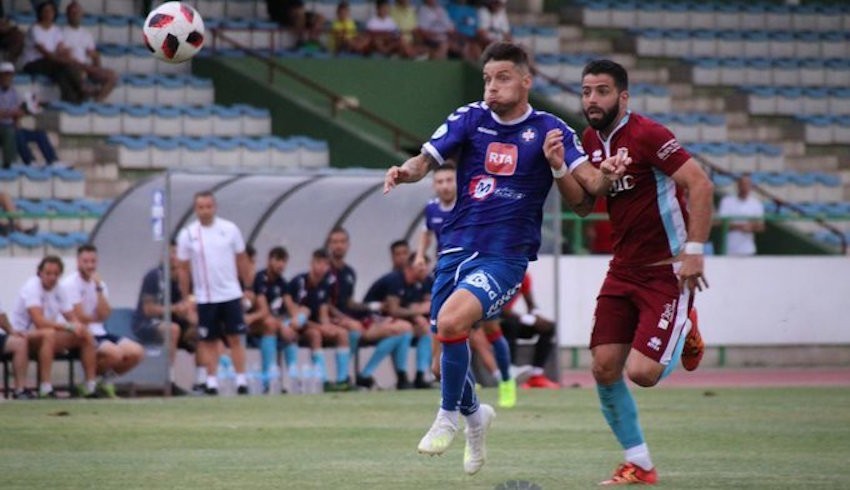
86, 178, 131, 199
558, 25, 584, 42
786, 155, 841, 172
629, 67, 669, 84
559, 38, 612, 54
670, 95, 726, 112
509, 11, 558, 25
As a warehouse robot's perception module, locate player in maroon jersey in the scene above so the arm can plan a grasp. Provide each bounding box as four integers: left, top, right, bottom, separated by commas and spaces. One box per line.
578, 59, 713, 485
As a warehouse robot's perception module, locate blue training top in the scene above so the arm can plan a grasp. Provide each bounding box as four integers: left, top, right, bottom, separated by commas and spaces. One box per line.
422, 102, 586, 260
424, 197, 454, 252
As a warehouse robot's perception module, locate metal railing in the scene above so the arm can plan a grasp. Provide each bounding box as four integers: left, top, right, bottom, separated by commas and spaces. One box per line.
208, 28, 423, 153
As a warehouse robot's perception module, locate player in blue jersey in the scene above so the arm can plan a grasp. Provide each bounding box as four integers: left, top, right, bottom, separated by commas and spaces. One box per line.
384, 42, 630, 475
415, 164, 457, 263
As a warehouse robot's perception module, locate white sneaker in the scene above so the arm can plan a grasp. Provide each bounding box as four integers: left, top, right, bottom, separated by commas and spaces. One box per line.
417, 411, 459, 455
509, 364, 533, 380
463, 404, 495, 475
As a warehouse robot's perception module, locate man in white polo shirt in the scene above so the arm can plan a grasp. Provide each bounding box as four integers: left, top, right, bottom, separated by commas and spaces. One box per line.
717, 173, 765, 256
10, 255, 97, 398
177, 190, 254, 395
62, 244, 145, 398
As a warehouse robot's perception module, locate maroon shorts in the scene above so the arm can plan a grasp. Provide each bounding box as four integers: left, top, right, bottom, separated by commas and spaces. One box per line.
590, 263, 693, 365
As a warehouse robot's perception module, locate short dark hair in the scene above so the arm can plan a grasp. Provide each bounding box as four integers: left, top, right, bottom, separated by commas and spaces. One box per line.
327, 225, 348, 240
582, 59, 629, 91
77, 243, 97, 255
269, 246, 289, 261
38, 255, 64, 274
481, 42, 531, 72
434, 163, 456, 174
312, 248, 330, 260
194, 190, 215, 202
390, 239, 409, 252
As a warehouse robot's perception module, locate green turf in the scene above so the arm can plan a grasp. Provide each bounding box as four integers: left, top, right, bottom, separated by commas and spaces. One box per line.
1, 387, 848, 489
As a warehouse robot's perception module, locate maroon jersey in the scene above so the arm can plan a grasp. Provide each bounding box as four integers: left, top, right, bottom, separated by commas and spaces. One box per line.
581, 112, 691, 267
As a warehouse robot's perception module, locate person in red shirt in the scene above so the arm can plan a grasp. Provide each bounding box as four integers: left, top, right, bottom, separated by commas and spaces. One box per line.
577, 59, 713, 485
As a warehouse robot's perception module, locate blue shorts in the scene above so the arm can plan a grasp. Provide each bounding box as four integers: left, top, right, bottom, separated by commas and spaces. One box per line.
95, 333, 122, 347
197, 298, 247, 341
430, 250, 528, 333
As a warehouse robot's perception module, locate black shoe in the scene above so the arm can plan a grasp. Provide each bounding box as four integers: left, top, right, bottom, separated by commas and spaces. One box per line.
191, 383, 206, 395
324, 379, 351, 392
12, 388, 37, 400
170, 383, 188, 396
396, 371, 412, 390
236, 385, 249, 395
414, 372, 434, 389
355, 374, 375, 390
204, 386, 219, 396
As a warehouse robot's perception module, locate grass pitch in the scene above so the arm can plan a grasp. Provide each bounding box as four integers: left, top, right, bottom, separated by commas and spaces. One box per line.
1, 386, 848, 489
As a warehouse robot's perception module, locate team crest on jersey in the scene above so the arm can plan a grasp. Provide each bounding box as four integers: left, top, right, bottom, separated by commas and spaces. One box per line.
520, 126, 537, 144
469, 175, 496, 200
591, 149, 603, 163
484, 142, 518, 176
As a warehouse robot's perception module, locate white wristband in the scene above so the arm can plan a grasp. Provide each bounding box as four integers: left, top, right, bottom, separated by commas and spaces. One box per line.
520, 313, 536, 326
683, 241, 704, 255
551, 163, 568, 179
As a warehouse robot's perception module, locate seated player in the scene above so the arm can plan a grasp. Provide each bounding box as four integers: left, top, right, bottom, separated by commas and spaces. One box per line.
289, 249, 350, 391
0, 299, 34, 399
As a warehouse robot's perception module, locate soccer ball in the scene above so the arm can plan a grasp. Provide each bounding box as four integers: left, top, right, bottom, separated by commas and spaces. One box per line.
143, 2, 205, 64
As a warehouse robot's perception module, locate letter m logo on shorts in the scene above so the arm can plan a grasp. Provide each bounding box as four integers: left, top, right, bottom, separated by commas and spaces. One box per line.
485, 143, 518, 176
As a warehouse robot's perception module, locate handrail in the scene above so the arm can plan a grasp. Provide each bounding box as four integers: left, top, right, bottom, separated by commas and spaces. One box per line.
208, 28, 423, 153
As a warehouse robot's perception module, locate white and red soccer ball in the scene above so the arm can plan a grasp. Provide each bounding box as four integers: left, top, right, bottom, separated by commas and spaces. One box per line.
143, 2, 205, 64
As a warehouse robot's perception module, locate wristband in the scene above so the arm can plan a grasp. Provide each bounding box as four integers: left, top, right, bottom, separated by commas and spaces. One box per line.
683, 241, 704, 255
520, 313, 536, 326
551, 163, 568, 179
65, 323, 75, 332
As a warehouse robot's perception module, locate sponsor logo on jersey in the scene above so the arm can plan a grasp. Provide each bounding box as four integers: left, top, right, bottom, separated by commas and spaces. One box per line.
657, 138, 682, 161
469, 175, 496, 200
486, 281, 522, 317
657, 300, 676, 330
494, 187, 525, 200
647, 336, 662, 351
484, 142, 518, 176
608, 174, 636, 196
520, 126, 538, 144
477, 126, 498, 135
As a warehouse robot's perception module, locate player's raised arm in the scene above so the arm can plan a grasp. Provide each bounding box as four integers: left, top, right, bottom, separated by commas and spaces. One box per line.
544, 128, 595, 216
384, 152, 438, 194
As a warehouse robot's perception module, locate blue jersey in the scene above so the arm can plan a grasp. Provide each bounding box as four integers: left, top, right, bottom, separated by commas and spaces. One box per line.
252, 269, 288, 316
363, 272, 395, 304
326, 263, 357, 314
288, 272, 330, 322
422, 102, 586, 260
424, 197, 455, 252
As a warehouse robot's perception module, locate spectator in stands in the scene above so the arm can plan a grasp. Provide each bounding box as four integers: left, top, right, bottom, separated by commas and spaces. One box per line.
0, 191, 38, 235
499, 272, 558, 389
62, 1, 117, 102
417, 0, 461, 60
0, 62, 61, 168
329, 1, 369, 55
289, 248, 351, 390
21, 1, 87, 104
475, 0, 511, 52
9, 255, 98, 398
132, 241, 198, 396
364, 252, 433, 388
177, 190, 254, 395
246, 245, 303, 393
0, 7, 24, 63
267, 0, 325, 50
324, 226, 414, 390
390, 0, 425, 58
1, 299, 35, 399
62, 244, 144, 398
365, 0, 410, 58
716, 173, 765, 256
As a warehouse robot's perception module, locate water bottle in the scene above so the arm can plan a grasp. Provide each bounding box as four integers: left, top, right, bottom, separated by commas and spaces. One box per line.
268, 365, 281, 395
288, 364, 302, 395
248, 363, 262, 395
312, 364, 324, 394
301, 364, 316, 394
218, 355, 234, 396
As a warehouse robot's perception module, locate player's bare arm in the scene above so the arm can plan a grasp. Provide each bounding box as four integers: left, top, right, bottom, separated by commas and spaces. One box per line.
414, 229, 432, 267
544, 129, 596, 216
671, 158, 714, 293
384, 152, 438, 194
571, 149, 631, 198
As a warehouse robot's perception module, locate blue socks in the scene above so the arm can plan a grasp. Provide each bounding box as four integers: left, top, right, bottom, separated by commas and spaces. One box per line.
597, 378, 645, 450
416, 333, 432, 375
440, 339, 470, 411
489, 334, 511, 382
282, 343, 298, 370
259, 335, 277, 377
311, 351, 327, 382
392, 332, 412, 373
348, 330, 362, 357
335, 348, 350, 383
459, 371, 479, 416
361, 335, 402, 377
